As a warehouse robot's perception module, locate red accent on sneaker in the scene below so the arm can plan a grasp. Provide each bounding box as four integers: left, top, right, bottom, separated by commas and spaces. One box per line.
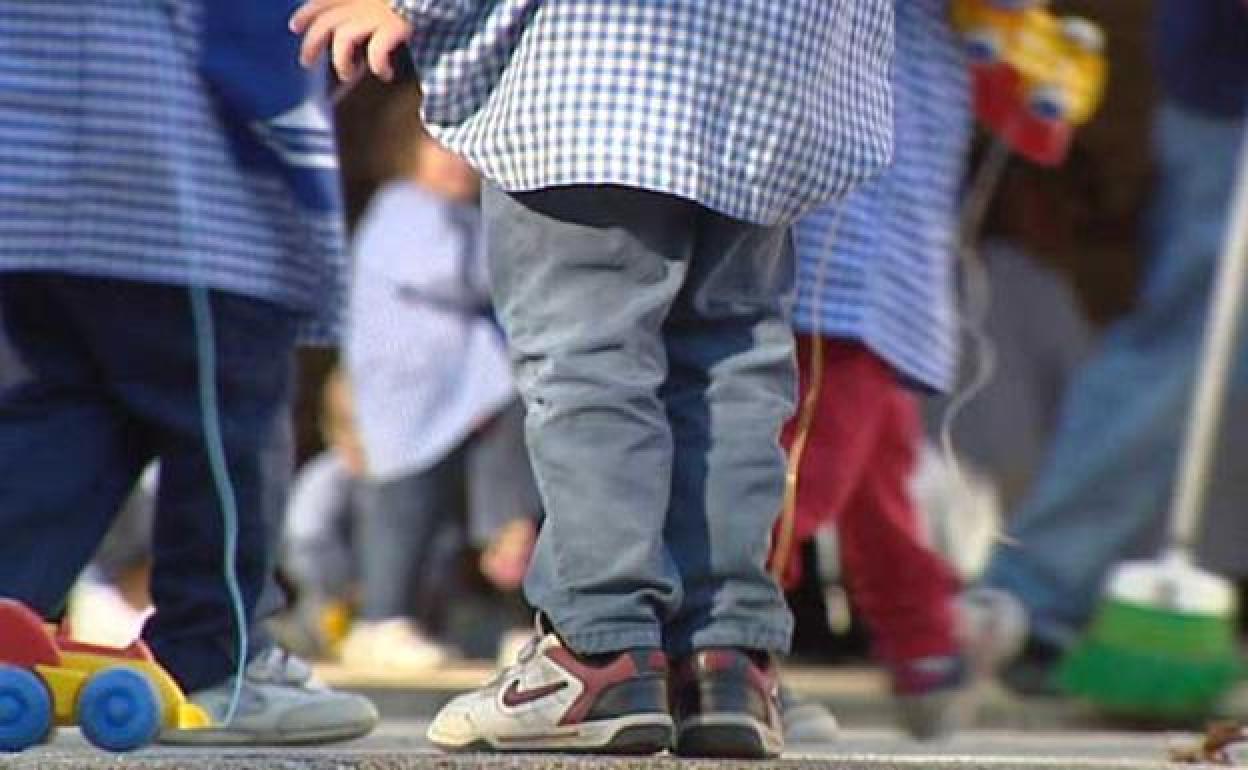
501, 679, 569, 708
546, 647, 667, 727
674, 649, 779, 699
673, 643, 778, 728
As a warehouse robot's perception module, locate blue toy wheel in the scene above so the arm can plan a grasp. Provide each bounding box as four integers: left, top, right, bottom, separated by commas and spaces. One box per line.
0, 664, 52, 752
77, 667, 162, 752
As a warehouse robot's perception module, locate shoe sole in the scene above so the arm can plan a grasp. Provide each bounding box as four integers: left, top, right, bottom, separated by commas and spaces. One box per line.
895, 691, 959, 743
430, 713, 674, 754
158, 720, 376, 747
896, 682, 979, 742
676, 714, 783, 759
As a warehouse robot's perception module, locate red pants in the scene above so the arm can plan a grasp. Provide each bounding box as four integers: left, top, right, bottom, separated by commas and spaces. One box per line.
773, 338, 958, 664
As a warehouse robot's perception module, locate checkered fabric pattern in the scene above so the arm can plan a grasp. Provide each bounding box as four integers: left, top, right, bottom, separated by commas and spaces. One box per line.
0, 0, 345, 340
400, 0, 894, 225
793, 0, 971, 392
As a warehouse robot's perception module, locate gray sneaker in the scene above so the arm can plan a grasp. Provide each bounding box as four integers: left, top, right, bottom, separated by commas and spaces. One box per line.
159, 648, 379, 746
957, 587, 1028, 676
779, 685, 839, 744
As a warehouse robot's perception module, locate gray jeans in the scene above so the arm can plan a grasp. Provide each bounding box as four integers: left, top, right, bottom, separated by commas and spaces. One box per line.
483, 184, 795, 657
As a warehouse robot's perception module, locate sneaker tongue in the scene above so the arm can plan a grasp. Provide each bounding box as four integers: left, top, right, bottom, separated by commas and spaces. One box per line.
247, 648, 315, 687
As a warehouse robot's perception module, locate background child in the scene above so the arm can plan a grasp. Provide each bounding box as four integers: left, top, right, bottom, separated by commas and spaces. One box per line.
341, 86, 540, 671
281, 368, 369, 656
772, 0, 973, 741
293, 0, 893, 757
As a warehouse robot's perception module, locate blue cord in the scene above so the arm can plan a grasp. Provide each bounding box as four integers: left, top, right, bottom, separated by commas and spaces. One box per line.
188, 285, 248, 726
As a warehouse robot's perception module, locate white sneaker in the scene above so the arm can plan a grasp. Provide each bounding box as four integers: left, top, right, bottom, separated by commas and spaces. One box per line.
428, 633, 673, 753
160, 648, 379, 745
339, 618, 450, 672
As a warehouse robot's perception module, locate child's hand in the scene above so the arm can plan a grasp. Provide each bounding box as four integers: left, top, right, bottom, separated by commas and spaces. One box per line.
290, 0, 413, 83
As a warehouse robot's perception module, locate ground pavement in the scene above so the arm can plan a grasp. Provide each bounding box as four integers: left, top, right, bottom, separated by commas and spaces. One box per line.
1, 724, 1228, 770
3, 664, 1237, 769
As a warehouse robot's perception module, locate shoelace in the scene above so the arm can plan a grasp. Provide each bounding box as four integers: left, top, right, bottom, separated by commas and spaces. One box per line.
485, 618, 546, 688
249, 648, 309, 686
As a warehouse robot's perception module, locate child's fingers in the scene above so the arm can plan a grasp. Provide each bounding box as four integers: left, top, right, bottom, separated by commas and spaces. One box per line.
297, 13, 336, 67
331, 22, 373, 82
289, 0, 345, 34
288, 0, 318, 34
366, 23, 408, 82
298, 5, 355, 67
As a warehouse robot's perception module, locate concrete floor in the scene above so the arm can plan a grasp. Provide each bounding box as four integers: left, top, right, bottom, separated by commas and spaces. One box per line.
7, 663, 1237, 768
0, 723, 1228, 770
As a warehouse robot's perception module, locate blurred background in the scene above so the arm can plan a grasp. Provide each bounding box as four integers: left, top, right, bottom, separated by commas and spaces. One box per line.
55, 0, 1248, 736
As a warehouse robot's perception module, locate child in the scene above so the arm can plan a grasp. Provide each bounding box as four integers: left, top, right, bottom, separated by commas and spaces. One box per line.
281, 369, 369, 656
341, 88, 540, 670
972, 0, 1248, 697
771, 0, 973, 741
293, 0, 893, 757
0, 0, 376, 744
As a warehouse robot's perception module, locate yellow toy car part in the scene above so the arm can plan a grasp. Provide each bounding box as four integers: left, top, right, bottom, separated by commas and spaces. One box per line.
952, 0, 1108, 164
0, 599, 210, 752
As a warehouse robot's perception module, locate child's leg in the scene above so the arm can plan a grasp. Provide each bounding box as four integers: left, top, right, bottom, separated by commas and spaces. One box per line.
836, 374, 959, 665
481, 183, 701, 655
0, 274, 148, 617
343, 459, 457, 669
355, 458, 462, 624
772, 337, 890, 589
660, 213, 797, 657
111, 287, 300, 693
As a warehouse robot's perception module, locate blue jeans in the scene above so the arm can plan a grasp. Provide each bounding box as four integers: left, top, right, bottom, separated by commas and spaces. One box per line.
0, 274, 296, 692
356, 399, 539, 624
483, 184, 795, 658
983, 103, 1248, 646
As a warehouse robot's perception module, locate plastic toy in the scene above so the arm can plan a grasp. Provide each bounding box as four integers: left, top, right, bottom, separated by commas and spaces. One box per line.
0, 599, 210, 752
951, 0, 1107, 165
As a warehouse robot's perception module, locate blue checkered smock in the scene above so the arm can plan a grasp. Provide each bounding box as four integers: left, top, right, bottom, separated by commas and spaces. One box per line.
400, 0, 894, 225
0, 1, 345, 338
793, 0, 971, 391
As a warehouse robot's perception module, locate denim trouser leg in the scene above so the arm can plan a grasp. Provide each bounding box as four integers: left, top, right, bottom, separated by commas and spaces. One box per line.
660, 217, 796, 657
984, 103, 1248, 645
0, 274, 298, 693
133, 290, 297, 693
483, 184, 794, 656
0, 277, 149, 616
357, 457, 464, 625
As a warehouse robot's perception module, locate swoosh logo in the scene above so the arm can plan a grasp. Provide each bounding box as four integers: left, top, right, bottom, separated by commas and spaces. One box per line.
502, 679, 568, 708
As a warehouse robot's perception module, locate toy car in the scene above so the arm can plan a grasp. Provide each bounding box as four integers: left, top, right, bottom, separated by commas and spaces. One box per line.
0, 599, 209, 752
952, 0, 1108, 165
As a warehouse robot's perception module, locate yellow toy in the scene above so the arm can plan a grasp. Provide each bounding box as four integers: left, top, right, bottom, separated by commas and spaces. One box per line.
951, 0, 1108, 164
0, 599, 209, 752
